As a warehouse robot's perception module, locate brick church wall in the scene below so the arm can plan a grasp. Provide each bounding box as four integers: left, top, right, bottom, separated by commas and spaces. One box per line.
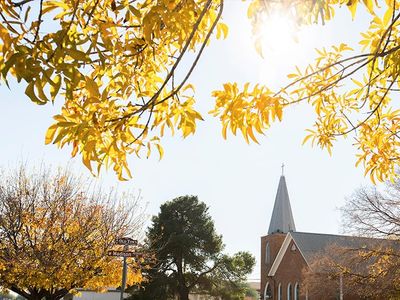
260, 233, 286, 299
271, 239, 307, 300
261, 237, 362, 300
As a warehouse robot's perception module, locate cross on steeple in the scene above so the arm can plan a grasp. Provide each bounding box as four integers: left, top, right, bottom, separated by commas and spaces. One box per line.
281, 163, 285, 176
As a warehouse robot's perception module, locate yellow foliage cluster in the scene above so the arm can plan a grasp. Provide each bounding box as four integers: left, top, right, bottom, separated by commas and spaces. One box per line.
213, 0, 400, 183
0, 0, 226, 179
1, 0, 400, 183
210, 82, 283, 144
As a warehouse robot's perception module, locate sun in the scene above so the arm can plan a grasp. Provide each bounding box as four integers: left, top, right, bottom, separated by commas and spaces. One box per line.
259, 11, 298, 56
254, 9, 315, 85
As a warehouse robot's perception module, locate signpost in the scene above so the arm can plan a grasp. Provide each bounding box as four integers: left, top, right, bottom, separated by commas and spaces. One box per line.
107, 250, 142, 258
115, 237, 138, 246
108, 237, 142, 300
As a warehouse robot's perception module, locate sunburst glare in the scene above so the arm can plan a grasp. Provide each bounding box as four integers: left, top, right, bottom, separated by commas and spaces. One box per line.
254, 9, 316, 86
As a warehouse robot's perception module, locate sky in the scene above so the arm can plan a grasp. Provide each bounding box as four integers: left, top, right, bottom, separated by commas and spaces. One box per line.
0, 1, 375, 280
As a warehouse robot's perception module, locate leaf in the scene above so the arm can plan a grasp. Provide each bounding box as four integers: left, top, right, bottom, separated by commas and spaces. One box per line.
50, 74, 62, 100
82, 152, 93, 172
66, 48, 89, 61
217, 23, 228, 39
347, 0, 358, 19
71, 141, 79, 157
129, 5, 142, 18
57, 121, 76, 127
25, 81, 46, 105
85, 76, 100, 98
383, 6, 393, 26
35, 78, 49, 103
45, 124, 58, 144
247, 127, 259, 144
155, 143, 164, 160
254, 38, 263, 58
222, 122, 228, 139
362, 0, 375, 14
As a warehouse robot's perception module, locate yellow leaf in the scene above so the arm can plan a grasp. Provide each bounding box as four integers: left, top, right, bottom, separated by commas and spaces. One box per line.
155, 143, 164, 160
302, 133, 314, 145
85, 76, 100, 98
25, 81, 46, 105
254, 38, 263, 58
50, 74, 61, 100
383, 7, 393, 26
347, 0, 358, 19
217, 23, 228, 39
222, 122, 228, 139
71, 141, 79, 157
82, 153, 93, 172
45, 124, 58, 144
247, 127, 259, 144
66, 48, 89, 61
362, 0, 375, 14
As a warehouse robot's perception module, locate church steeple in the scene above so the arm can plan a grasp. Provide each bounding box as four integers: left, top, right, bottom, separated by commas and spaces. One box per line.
268, 174, 296, 234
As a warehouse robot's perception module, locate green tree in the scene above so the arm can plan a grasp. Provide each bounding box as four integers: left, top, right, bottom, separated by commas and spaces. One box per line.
130, 195, 255, 300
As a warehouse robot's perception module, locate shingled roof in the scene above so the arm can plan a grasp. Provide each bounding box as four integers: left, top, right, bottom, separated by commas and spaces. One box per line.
268, 231, 400, 276
290, 232, 397, 263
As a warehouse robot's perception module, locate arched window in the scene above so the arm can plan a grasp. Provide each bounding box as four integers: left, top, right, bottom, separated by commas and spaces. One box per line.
265, 242, 270, 264
287, 283, 292, 300
278, 283, 282, 300
294, 282, 300, 300
264, 282, 272, 299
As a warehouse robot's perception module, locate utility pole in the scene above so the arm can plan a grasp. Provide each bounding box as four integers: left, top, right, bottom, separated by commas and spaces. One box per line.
120, 245, 128, 300
339, 274, 343, 300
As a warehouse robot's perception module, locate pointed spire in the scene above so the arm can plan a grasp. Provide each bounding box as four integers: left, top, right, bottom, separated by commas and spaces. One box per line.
268, 174, 296, 234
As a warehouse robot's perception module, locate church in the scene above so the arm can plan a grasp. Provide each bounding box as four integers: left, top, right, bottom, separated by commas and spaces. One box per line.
260, 174, 397, 300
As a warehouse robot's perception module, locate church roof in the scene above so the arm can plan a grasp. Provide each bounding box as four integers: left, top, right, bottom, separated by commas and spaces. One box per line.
268, 175, 296, 234
290, 232, 392, 263
268, 231, 400, 276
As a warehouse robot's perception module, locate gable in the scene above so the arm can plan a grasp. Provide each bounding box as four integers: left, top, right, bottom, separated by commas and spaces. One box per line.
268, 232, 308, 276
274, 239, 308, 278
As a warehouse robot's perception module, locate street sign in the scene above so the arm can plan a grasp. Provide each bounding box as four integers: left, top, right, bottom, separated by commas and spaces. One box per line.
107, 250, 143, 258
115, 237, 138, 246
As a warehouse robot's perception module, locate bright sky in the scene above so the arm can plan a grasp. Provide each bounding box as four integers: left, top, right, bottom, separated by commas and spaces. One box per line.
0, 1, 374, 280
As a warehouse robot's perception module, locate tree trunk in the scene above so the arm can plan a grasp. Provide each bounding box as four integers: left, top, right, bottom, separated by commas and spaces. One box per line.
178, 286, 189, 300
176, 255, 189, 300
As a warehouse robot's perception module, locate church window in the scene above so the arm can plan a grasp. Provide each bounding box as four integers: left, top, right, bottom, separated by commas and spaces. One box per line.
287, 283, 292, 300
294, 283, 300, 300
265, 242, 271, 264
264, 282, 272, 299
278, 283, 282, 300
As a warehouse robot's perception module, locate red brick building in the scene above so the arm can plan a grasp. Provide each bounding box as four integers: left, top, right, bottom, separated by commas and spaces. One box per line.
259, 175, 396, 300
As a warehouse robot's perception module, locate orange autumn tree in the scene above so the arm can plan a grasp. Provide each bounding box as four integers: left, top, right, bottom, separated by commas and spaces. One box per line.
0, 165, 145, 300
0, 0, 399, 183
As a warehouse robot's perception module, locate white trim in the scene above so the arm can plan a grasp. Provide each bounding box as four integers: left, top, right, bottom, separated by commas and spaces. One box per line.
278, 283, 282, 300
287, 282, 292, 300
268, 232, 310, 276
294, 282, 299, 300
264, 282, 271, 299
